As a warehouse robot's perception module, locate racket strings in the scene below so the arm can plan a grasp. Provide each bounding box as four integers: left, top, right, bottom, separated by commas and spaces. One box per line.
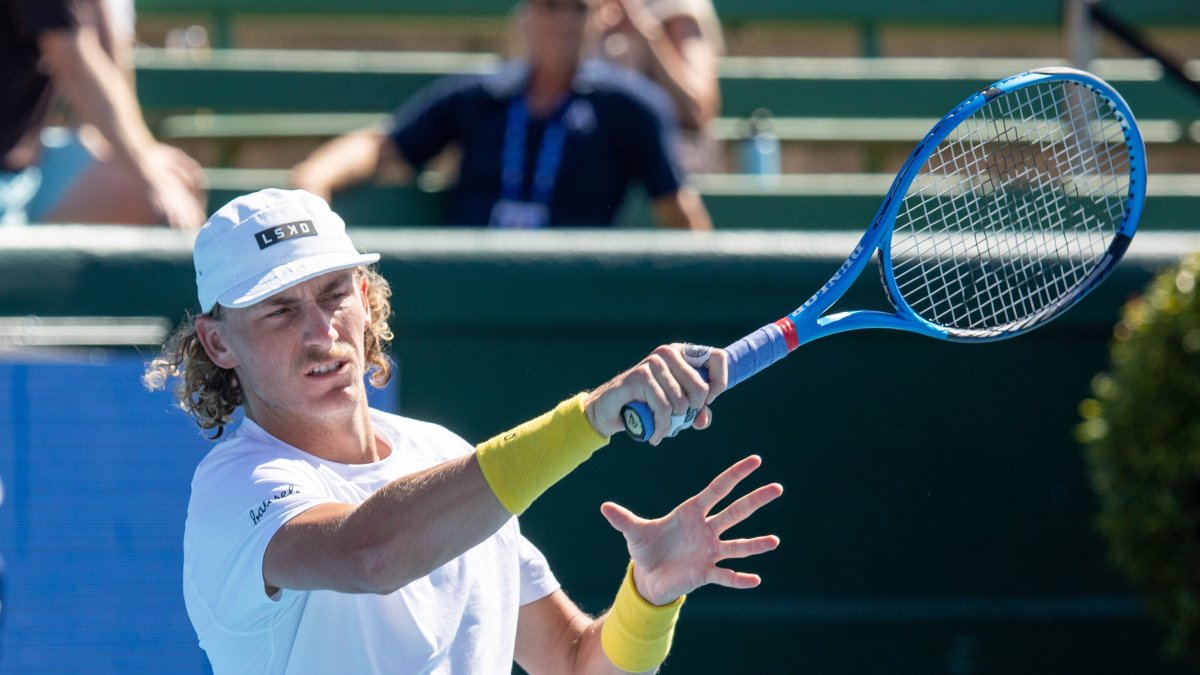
928, 85, 1121, 328
899, 83, 1123, 330
889, 80, 1131, 336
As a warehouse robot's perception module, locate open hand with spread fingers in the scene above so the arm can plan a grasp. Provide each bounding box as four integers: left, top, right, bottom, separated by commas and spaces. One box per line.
600, 455, 782, 606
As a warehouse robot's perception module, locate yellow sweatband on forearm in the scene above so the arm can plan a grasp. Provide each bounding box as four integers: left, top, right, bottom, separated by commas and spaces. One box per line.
600, 562, 685, 673
475, 392, 609, 515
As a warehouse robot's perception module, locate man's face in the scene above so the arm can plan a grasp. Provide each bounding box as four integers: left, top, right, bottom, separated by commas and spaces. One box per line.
525, 0, 594, 66
200, 269, 371, 428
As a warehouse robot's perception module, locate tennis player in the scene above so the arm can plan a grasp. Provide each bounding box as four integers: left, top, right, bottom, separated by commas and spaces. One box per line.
145, 188, 782, 673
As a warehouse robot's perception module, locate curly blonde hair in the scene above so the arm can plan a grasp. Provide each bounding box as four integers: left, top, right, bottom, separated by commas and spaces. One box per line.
143, 266, 395, 439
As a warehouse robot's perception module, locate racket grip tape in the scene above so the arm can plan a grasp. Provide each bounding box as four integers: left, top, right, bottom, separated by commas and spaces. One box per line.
725, 321, 794, 389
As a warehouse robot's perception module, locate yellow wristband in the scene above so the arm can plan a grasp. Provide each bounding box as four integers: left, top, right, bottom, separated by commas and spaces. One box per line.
600, 562, 685, 673
475, 392, 609, 514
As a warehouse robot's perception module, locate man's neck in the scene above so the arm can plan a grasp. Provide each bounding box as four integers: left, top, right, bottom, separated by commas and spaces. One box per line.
526, 63, 576, 117
246, 402, 388, 465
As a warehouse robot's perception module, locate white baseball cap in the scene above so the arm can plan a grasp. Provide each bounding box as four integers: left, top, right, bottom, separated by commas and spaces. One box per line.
194, 189, 380, 313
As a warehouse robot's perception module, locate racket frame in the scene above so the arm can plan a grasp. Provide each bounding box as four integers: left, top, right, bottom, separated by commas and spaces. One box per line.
796, 67, 1146, 349
623, 67, 1146, 441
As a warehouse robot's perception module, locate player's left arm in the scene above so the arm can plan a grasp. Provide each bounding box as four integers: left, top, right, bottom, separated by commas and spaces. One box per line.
515, 590, 629, 674
514, 456, 782, 673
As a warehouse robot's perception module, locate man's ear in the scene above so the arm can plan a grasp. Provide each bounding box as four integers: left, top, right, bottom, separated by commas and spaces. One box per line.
195, 313, 239, 370
358, 273, 371, 321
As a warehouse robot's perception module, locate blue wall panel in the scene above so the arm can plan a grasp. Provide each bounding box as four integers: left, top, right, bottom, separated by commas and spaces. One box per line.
0, 351, 395, 673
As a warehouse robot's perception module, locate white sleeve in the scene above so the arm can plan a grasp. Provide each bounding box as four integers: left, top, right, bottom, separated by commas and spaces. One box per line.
517, 531, 561, 606
184, 454, 341, 632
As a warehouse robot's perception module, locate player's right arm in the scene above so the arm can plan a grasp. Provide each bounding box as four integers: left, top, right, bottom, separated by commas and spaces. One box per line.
261, 344, 726, 598
261, 452, 508, 597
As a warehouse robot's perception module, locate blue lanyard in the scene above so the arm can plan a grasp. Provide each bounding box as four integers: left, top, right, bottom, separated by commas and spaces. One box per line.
499, 95, 572, 206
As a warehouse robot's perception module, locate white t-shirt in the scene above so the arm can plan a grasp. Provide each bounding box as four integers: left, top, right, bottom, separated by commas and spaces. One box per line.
183, 409, 560, 674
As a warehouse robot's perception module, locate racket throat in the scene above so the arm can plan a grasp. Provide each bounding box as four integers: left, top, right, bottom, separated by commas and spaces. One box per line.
815, 310, 935, 340
772, 317, 800, 351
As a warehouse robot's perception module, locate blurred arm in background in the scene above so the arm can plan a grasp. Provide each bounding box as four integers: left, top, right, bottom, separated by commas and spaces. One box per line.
290, 126, 411, 203
32, 0, 206, 228
596, 0, 725, 173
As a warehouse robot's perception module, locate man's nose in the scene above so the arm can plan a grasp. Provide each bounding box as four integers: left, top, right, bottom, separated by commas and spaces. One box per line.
299, 304, 338, 347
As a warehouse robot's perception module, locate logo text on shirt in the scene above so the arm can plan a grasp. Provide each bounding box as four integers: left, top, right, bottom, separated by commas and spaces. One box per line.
250, 485, 300, 525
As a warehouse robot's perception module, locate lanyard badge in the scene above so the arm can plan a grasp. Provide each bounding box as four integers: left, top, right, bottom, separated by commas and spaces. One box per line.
489, 95, 574, 229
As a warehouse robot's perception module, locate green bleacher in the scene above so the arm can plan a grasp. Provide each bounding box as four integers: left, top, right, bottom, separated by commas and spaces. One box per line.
137, 51, 1199, 122
129, 0, 1200, 229
133, 48, 1200, 228
200, 169, 1200, 232
134, 0, 1200, 50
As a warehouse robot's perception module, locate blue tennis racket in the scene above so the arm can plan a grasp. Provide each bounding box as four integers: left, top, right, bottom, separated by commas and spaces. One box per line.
623, 67, 1147, 442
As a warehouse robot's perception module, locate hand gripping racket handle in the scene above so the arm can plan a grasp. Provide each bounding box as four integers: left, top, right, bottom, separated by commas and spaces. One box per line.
621, 322, 796, 442
620, 367, 707, 443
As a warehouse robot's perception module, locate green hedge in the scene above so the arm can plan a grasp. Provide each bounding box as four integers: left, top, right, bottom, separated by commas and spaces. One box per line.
1081, 251, 1200, 659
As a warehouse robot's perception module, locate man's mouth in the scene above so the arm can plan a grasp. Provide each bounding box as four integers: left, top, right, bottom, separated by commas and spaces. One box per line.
307, 360, 345, 376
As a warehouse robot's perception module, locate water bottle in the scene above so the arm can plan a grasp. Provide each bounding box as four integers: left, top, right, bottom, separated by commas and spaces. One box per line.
739, 108, 781, 177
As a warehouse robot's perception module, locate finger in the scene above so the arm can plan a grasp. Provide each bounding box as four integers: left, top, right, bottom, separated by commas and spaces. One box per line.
718, 535, 781, 561
633, 353, 686, 445
178, 196, 207, 230
705, 566, 762, 590
703, 348, 729, 402
599, 501, 643, 535
178, 165, 206, 198
694, 455, 762, 512
584, 361, 667, 439
710, 483, 784, 533
166, 196, 206, 231
660, 343, 710, 413
691, 406, 713, 431
175, 148, 205, 175
613, 356, 674, 445
169, 153, 196, 179
645, 350, 690, 416
680, 342, 712, 369
185, 208, 206, 230
640, 372, 673, 447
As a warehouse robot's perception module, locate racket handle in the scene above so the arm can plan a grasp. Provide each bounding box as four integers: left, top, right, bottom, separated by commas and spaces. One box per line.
621, 322, 794, 442
725, 323, 793, 389
622, 366, 710, 443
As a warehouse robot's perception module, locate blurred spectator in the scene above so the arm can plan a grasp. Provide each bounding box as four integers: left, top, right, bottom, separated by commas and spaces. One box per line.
102, 0, 135, 56
0, 0, 206, 228
292, 0, 711, 230
595, 0, 724, 172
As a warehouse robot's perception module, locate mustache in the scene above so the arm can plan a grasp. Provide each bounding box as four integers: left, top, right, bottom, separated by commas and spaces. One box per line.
300, 343, 357, 368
